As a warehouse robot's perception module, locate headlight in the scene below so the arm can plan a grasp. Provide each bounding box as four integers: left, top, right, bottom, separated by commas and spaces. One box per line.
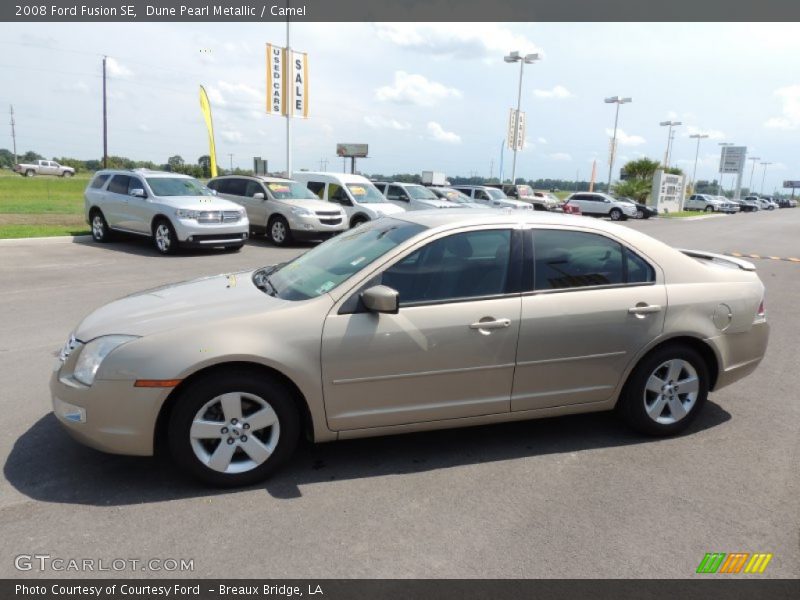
73, 335, 138, 386
291, 206, 312, 217
176, 209, 200, 219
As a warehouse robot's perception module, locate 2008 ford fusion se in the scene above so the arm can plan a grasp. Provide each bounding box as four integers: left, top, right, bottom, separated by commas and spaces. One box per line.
51, 211, 769, 486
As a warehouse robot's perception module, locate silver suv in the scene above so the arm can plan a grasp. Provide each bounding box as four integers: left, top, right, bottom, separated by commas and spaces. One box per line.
685, 194, 739, 213
85, 170, 249, 254
373, 182, 461, 210
208, 176, 347, 246
451, 185, 533, 210
563, 192, 638, 221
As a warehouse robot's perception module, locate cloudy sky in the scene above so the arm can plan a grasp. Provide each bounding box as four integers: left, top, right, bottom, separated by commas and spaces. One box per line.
0, 22, 798, 192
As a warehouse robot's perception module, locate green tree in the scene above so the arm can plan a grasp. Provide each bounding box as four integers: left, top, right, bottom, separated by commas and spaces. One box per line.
167, 155, 185, 171
621, 158, 661, 180
613, 178, 651, 202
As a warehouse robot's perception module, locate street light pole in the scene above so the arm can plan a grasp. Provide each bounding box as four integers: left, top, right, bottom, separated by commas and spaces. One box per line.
605, 96, 631, 194
748, 156, 761, 194
760, 162, 773, 195
689, 133, 709, 189
659, 120, 681, 168
504, 51, 539, 186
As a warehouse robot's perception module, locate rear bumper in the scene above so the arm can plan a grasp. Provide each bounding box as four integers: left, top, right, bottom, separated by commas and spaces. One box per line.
710, 321, 770, 391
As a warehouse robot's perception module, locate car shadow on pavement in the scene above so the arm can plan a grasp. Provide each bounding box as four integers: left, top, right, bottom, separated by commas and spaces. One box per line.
5, 402, 732, 506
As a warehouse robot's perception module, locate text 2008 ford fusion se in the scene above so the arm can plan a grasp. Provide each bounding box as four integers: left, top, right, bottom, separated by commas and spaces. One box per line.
51, 211, 769, 486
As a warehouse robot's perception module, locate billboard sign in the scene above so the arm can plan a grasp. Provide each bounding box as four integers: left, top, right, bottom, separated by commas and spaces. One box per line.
783, 180, 800, 188
719, 146, 746, 174
336, 143, 368, 157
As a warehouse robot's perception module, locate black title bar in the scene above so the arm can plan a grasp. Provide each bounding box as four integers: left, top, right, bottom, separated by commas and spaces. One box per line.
4, 0, 800, 22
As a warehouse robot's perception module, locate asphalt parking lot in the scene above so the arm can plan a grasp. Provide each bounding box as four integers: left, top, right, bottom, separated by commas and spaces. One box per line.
1, 210, 798, 579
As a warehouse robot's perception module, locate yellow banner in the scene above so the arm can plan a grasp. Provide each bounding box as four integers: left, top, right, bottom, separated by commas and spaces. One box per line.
198, 85, 218, 178
266, 43, 287, 116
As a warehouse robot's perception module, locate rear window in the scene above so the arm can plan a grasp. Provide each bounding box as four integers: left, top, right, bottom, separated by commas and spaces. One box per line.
90, 174, 110, 189
107, 175, 131, 194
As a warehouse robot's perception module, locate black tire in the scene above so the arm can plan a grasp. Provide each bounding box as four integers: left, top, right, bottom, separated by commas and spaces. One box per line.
609, 208, 624, 221
25, 170, 34, 177
617, 344, 709, 436
62, 171, 73, 178
350, 216, 368, 228
168, 369, 301, 487
89, 209, 113, 243
704, 205, 714, 213
267, 216, 293, 246
224, 244, 244, 252
636, 209, 645, 219
152, 218, 179, 255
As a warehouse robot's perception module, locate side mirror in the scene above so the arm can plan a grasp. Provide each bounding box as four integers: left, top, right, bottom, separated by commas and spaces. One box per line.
253, 192, 266, 200
362, 285, 399, 314
209, 189, 218, 196
129, 188, 147, 198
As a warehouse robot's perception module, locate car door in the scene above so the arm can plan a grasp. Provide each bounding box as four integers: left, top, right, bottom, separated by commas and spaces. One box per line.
245, 180, 271, 229
327, 183, 355, 219
511, 227, 666, 411
103, 174, 132, 229
385, 184, 411, 209
321, 227, 522, 430
40, 161, 56, 176
122, 175, 152, 234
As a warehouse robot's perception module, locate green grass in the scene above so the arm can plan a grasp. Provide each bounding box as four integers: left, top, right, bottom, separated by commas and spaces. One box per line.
0, 169, 88, 214
0, 224, 90, 238
660, 211, 704, 218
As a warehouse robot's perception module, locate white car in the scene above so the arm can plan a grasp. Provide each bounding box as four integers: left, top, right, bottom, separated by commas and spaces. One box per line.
563, 192, 638, 221
373, 182, 462, 210
208, 175, 347, 246
451, 185, 533, 210
84, 169, 249, 254
292, 172, 405, 228
685, 194, 739, 214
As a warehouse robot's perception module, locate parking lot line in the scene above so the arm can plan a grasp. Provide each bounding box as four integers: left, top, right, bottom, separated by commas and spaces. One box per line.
726, 252, 800, 263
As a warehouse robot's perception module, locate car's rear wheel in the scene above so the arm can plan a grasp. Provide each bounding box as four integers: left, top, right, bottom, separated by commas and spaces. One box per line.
168, 370, 301, 487
268, 216, 292, 246
90, 210, 112, 243
609, 208, 623, 221
25, 170, 34, 177
62, 171, 73, 178
618, 344, 709, 436
153, 218, 178, 255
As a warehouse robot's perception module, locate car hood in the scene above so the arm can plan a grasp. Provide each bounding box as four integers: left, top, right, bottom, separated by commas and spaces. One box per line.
154, 195, 245, 211
75, 271, 281, 341
368, 203, 405, 215
414, 198, 461, 209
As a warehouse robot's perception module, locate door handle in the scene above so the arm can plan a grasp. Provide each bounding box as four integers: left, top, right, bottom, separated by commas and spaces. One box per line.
628, 304, 662, 315
470, 318, 511, 330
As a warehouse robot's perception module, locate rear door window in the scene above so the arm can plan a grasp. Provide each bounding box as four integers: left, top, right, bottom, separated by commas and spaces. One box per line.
89, 174, 110, 189
107, 175, 131, 195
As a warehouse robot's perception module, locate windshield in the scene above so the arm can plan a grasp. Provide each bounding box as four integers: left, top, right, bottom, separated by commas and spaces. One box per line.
516, 185, 533, 197
256, 218, 426, 300
266, 181, 319, 200
347, 183, 387, 204
487, 188, 507, 200
437, 188, 472, 203
406, 185, 439, 200
146, 177, 213, 197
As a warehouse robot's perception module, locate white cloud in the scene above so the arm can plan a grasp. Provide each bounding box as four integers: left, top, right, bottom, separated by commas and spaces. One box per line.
204, 86, 227, 106
537, 137, 548, 144
54, 81, 89, 94
376, 71, 461, 106
427, 121, 461, 144
217, 81, 261, 102
364, 115, 411, 130
549, 152, 572, 161
765, 85, 800, 130
105, 57, 132, 78
606, 128, 646, 146
533, 85, 573, 99
375, 23, 542, 60
220, 130, 243, 143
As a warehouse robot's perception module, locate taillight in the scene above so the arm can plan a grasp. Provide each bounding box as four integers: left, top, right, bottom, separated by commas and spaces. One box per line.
756, 298, 766, 318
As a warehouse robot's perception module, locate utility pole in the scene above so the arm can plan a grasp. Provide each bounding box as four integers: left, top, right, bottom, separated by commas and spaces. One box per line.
285, 9, 292, 179
489, 158, 494, 180
605, 96, 631, 193
228, 153, 234, 173
102, 56, 108, 169
748, 156, 761, 194
319, 157, 328, 170
9, 105, 17, 165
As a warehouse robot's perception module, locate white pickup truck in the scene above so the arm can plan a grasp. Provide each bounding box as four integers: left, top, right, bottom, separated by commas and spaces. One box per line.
13, 159, 75, 177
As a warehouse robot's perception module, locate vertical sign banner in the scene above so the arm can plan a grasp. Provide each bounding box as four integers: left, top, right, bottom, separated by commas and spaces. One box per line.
266, 43, 286, 116
198, 85, 218, 178
292, 51, 309, 118
507, 109, 517, 150
515, 110, 526, 151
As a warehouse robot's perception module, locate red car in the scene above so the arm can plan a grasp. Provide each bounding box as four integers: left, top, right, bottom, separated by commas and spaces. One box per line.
561, 200, 582, 215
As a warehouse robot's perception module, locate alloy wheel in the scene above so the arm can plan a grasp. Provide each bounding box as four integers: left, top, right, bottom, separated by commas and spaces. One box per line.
643, 359, 699, 425
271, 220, 286, 244
189, 392, 281, 474
92, 215, 104, 240
155, 223, 172, 252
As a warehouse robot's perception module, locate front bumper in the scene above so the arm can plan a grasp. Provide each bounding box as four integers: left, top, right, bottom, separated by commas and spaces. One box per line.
287, 213, 347, 238
173, 217, 250, 244
50, 371, 166, 456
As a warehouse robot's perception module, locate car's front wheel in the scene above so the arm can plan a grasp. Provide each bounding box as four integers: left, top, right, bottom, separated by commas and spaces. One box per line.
268, 216, 292, 246
635, 208, 645, 219
62, 171, 73, 178
153, 218, 178, 255
168, 370, 301, 486
609, 208, 624, 221
618, 344, 709, 436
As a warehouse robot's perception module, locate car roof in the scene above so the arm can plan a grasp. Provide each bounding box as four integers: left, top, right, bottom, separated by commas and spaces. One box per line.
393, 209, 619, 231
292, 171, 371, 183
212, 175, 293, 183
94, 169, 192, 179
